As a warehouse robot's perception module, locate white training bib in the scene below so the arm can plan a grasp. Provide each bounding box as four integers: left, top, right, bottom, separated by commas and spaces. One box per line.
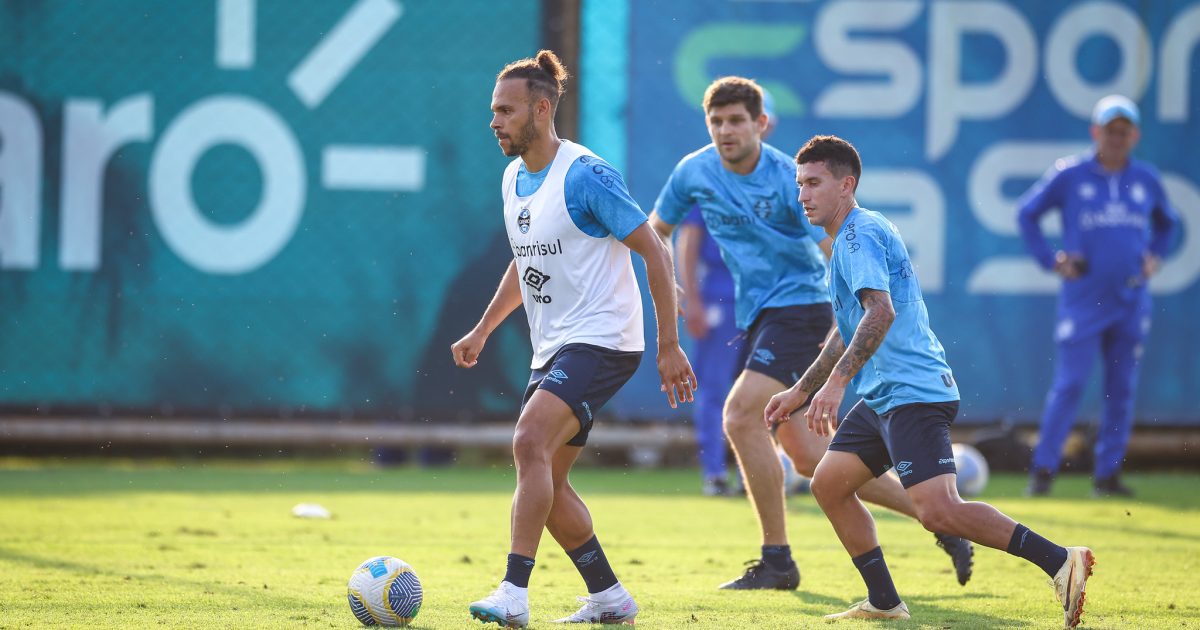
502, 140, 644, 367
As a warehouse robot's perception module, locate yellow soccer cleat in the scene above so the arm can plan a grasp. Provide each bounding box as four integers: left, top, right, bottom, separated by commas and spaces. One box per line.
1051, 546, 1095, 628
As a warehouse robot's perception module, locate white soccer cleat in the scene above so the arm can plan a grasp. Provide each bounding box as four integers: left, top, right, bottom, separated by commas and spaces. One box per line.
469, 582, 531, 628
551, 584, 638, 624
1051, 546, 1095, 628
824, 598, 910, 621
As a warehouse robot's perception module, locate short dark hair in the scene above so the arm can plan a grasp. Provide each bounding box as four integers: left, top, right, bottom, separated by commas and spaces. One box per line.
497, 49, 569, 109
795, 135, 862, 190
702, 76, 763, 119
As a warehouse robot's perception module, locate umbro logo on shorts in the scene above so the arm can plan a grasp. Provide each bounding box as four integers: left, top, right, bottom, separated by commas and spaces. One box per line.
896, 461, 913, 477
545, 369, 568, 385
753, 349, 775, 365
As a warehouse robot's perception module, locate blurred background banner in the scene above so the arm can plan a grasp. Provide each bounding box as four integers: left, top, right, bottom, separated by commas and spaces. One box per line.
612, 0, 1200, 424
0, 0, 540, 416
1, 0, 1197, 425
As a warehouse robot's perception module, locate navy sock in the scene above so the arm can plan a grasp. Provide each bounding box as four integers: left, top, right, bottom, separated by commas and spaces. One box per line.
761, 544, 793, 572
567, 536, 618, 594
852, 547, 901, 611
1007, 523, 1069, 578
503, 553, 535, 588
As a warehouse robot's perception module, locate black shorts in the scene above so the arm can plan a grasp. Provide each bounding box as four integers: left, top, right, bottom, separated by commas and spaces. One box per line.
738, 303, 832, 386
521, 343, 643, 447
828, 399, 960, 488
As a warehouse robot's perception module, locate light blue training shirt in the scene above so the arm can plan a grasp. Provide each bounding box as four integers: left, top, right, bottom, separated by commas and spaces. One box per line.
654, 143, 828, 330
829, 207, 960, 414
517, 155, 647, 240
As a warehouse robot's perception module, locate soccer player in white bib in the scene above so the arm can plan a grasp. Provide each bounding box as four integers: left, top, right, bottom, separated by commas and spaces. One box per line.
452, 50, 696, 628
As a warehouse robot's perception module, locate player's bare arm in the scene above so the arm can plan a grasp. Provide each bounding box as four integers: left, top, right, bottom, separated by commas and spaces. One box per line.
805, 288, 894, 436
648, 211, 686, 314
764, 328, 845, 427
675, 223, 709, 339
450, 261, 522, 368
622, 222, 697, 408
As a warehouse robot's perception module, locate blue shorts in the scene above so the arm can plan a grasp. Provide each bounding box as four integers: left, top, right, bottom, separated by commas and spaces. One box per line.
521, 343, 643, 447
828, 399, 959, 488
738, 303, 832, 386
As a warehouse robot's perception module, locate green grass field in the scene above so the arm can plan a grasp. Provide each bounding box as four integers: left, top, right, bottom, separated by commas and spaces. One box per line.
0, 460, 1196, 629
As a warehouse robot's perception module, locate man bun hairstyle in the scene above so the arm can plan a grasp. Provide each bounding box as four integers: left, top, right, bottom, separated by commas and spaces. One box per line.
498, 49, 569, 109
795, 135, 862, 191
703, 76, 764, 119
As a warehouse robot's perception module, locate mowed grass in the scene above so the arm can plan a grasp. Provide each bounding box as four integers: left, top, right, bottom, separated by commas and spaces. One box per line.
0, 460, 1196, 629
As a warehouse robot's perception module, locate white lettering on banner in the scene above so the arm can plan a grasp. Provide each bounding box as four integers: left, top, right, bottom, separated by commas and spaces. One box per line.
813, 0, 923, 118
149, 96, 305, 275
968, 141, 1085, 237
1160, 4, 1200, 122
1154, 176, 1200, 294
966, 143, 1200, 295
60, 95, 154, 271
856, 170, 945, 292
1045, 2, 1150, 119
927, 1, 1037, 161
0, 94, 42, 270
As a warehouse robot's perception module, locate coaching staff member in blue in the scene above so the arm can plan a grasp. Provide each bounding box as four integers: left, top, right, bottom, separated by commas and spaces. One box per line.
1018, 95, 1179, 498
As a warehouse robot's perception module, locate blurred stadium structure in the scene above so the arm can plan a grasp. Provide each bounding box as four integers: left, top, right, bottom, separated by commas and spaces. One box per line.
0, 1, 1196, 463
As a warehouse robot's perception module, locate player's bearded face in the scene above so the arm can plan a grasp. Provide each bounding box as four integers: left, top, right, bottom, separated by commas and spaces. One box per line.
504, 106, 538, 157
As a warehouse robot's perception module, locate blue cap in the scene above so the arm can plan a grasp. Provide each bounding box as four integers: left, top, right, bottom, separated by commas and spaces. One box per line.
1092, 94, 1140, 126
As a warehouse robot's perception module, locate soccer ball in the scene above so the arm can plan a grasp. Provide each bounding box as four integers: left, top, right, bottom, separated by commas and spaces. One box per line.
952, 443, 990, 497
347, 556, 423, 626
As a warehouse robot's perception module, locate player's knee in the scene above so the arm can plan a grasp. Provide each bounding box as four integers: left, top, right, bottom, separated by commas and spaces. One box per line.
511, 430, 550, 466
913, 500, 955, 534
722, 399, 759, 437
809, 470, 847, 508
781, 444, 818, 477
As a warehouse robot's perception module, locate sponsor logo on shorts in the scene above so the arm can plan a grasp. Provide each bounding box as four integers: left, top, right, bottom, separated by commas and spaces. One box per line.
896, 460, 913, 477
938, 457, 955, 465
753, 348, 775, 365
545, 369, 568, 385
581, 401, 593, 421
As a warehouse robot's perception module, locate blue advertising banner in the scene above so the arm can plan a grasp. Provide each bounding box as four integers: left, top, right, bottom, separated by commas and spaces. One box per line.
0, 0, 540, 416
620, 0, 1199, 423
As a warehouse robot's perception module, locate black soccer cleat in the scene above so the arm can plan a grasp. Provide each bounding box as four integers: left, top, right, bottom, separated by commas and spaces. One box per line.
718, 559, 800, 590
1026, 469, 1055, 497
935, 533, 975, 586
1092, 474, 1135, 498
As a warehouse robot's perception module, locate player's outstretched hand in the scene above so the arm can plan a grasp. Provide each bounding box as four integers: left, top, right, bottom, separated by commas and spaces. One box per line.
764, 386, 808, 429
657, 342, 697, 409
805, 381, 846, 437
450, 328, 488, 368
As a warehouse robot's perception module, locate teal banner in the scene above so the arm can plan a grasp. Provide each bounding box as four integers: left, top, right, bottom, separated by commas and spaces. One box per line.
0, 1, 540, 415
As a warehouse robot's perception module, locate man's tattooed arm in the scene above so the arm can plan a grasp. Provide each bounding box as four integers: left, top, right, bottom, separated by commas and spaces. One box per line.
830, 289, 894, 384
795, 327, 846, 394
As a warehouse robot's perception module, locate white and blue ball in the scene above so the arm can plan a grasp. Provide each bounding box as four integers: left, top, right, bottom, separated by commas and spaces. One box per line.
347, 556, 422, 626
952, 443, 989, 497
